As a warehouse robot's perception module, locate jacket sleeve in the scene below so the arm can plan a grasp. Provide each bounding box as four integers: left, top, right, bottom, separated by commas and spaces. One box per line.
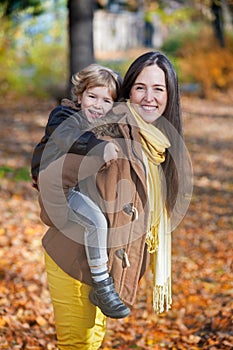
49, 107, 107, 157
31, 106, 107, 184
68, 131, 107, 156
30, 106, 74, 183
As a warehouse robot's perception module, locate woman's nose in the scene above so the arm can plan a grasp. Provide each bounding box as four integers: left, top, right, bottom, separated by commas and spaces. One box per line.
144, 89, 154, 102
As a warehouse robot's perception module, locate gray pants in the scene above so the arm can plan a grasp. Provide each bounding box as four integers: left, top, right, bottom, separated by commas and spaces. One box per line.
68, 189, 108, 267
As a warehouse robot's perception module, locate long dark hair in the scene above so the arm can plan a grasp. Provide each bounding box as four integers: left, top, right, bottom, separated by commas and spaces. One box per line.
120, 51, 183, 215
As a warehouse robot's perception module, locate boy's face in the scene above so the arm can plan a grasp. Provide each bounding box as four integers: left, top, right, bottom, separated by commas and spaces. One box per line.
78, 86, 114, 123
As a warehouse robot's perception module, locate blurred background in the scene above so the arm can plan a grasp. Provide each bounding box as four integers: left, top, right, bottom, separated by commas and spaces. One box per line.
1, 0, 233, 100
0, 2, 233, 349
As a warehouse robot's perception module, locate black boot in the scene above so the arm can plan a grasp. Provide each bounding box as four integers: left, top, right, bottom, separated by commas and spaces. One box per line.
89, 276, 130, 319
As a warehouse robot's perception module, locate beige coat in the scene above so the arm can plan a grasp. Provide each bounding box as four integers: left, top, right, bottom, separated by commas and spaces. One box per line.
38, 111, 150, 306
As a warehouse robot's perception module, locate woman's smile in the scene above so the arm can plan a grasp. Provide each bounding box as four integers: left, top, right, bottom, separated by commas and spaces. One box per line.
130, 65, 167, 123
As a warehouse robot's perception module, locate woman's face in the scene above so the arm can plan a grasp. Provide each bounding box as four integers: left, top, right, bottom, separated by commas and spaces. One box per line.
129, 65, 167, 123
78, 86, 114, 123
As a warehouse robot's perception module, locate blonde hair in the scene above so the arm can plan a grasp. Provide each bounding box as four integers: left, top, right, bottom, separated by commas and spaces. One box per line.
71, 64, 122, 103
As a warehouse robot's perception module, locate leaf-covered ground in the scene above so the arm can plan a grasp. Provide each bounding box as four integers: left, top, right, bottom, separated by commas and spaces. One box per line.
0, 92, 232, 349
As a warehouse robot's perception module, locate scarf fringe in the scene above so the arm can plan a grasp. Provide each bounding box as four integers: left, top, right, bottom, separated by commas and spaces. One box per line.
145, 227, 159, 253
153, 276, 172, 314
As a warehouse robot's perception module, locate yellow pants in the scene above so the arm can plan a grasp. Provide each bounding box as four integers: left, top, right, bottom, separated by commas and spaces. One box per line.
44, 252, 106, 349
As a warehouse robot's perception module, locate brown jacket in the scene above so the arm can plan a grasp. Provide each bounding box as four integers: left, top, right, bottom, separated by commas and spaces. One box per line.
38, 111, 150, 306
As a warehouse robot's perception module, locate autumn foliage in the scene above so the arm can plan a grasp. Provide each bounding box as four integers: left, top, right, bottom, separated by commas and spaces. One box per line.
178, 29, 233, 98
0, 93, 232, 349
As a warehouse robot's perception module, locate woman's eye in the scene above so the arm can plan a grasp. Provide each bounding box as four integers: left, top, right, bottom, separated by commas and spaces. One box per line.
135, 86, 145, 91
154, 86, 166, 92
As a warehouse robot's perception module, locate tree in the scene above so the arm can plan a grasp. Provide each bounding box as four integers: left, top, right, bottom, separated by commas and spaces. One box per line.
211, 0, 225, 47
67, 0, 95, 93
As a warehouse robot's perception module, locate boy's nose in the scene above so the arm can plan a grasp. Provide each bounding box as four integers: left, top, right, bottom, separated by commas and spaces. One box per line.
93, 100, 103, 109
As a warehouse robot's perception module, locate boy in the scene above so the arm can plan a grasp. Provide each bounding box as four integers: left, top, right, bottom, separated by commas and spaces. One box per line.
31, 64, 130, 319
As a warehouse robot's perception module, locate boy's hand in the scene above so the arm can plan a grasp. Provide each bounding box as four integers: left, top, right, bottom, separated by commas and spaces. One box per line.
103, 142, 119, 163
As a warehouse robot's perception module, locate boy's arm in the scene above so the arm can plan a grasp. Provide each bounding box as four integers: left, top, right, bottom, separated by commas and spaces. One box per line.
31, 106, 111, 188
68, 131, 107, 156
30, 106, 74, 183
50, 107, 107, 157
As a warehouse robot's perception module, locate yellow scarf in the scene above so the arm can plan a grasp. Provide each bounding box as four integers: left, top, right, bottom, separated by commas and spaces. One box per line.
127, 101, 172, 313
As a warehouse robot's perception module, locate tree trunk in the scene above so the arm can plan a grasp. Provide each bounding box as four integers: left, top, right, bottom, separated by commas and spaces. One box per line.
67, 0, 95, 94
211, 0, 225, 47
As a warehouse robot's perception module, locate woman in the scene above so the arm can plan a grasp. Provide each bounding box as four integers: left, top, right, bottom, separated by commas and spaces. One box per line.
38, 51, 192, 349
117, 51, 192, 313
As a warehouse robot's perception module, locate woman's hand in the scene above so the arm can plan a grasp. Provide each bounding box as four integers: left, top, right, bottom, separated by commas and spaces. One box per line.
103, 142, 119, 163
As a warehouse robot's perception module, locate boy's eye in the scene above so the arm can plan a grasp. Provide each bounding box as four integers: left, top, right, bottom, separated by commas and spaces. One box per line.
104, 99, 113, 104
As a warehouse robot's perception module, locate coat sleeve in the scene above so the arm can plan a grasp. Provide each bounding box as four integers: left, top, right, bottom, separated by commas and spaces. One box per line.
38, 153, 107, 229
38, 155, 72, 229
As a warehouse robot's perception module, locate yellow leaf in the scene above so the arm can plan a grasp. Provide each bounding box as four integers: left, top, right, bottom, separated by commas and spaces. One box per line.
0, 316, 7, 327
36, 315, 47, 326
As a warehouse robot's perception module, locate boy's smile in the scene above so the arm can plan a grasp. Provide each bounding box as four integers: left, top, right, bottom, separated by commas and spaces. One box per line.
78, 86, 114, 123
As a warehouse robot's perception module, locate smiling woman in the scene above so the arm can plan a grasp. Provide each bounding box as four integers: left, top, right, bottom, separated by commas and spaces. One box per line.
130, 64, 168, 123
32, 52, 192, 349
118, 50, 192, 313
